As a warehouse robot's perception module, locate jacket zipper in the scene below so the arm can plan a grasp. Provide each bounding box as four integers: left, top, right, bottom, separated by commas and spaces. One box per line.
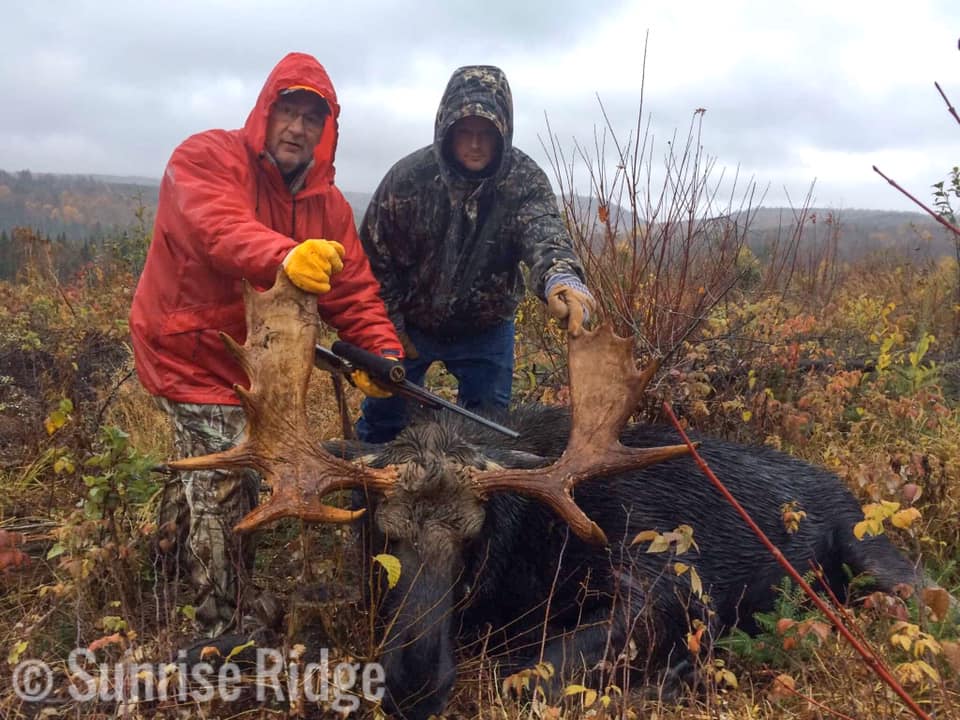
291, 194, 297, 239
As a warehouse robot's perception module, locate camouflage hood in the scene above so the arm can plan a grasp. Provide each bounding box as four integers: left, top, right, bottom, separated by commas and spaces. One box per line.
433, 66, 514, 183
359, 66, 586, 336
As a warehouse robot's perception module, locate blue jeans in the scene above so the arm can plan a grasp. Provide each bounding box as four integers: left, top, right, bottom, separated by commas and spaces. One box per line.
355, 320, 515, 443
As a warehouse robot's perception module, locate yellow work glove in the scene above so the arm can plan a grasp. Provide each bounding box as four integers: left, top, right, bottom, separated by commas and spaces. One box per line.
282, 239, 345, 294
350, 369, 393, 398
546, 280, 597, 337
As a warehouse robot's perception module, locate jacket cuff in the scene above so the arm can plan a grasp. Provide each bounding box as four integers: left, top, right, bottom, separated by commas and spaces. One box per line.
545, 272, 593, 300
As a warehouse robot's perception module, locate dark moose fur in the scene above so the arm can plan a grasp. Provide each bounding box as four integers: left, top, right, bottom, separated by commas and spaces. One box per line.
345, 404, 919, 719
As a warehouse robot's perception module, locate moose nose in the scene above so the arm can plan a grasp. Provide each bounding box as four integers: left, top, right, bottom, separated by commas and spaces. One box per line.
380, 632, 456, 719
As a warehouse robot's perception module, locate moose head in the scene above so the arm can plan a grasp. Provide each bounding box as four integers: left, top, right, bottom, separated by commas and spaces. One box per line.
167, 270, 690, 718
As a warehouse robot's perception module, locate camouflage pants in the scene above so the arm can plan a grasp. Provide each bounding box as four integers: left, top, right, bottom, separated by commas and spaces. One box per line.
156, 399, 259, 637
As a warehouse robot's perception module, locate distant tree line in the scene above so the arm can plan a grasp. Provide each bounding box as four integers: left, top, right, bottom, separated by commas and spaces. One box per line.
0, 222, 150, 282
0, 169, 158, 242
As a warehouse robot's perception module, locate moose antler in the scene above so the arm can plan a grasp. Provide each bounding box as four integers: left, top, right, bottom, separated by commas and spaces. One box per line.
470, 325, 691, 545
166, 270, 397, 533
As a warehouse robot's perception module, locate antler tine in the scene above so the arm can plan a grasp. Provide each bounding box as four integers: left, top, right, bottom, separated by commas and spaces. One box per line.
166, 269, 397, 533
470, 323, 691, 545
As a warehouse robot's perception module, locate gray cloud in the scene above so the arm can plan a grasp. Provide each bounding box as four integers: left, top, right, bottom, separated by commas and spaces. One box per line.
2, 0, 959, 211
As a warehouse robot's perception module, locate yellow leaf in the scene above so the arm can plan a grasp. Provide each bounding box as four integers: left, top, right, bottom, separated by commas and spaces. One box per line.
913, 636, 941, 658
689, 567, 703, 598
54, 457, 75, 474
674, 562, 689, 576
853, 520, 870, 540
880, 499, 901, 515
741, 410, 753, 422
916, 660, 940, 682
891, 633, 913, 653
562, 685, 596, 706
715, 668, 738, 689
373, 553, 402, 589
225, 640, 255, 662
533, 661, 554, 680
891, 507, 921, 530
673, 524, 699, 555
7, 640, 28, 666
630, 530, 659, 546
646, 535, 670, 553
44, 416, 59, 435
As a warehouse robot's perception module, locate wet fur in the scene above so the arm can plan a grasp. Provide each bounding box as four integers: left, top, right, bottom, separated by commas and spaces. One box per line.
349, 405, 919, 719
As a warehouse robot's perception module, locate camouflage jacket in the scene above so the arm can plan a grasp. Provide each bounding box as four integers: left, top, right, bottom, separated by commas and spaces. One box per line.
359, 65, 586, 336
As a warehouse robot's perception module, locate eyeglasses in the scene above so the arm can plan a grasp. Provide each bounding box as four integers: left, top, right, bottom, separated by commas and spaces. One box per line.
272, 101, 327, 133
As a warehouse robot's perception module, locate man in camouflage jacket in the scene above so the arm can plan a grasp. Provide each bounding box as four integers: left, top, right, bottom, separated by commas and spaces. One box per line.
356, 65, 595, 442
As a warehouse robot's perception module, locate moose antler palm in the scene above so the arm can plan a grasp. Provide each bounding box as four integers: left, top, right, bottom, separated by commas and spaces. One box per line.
165, 270, 397, 532
470, 329, 690, 544
167, 271, 689, 543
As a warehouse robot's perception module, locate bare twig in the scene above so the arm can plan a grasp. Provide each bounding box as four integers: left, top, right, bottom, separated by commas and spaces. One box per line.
766, 672, 860, 720
873, 165, 960, 238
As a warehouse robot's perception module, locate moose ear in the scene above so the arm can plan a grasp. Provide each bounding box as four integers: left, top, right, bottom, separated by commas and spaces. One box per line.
479, 449, 553, 470
321, 438, 387, 464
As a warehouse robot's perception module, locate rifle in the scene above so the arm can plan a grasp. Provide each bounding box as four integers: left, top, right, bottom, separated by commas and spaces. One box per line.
314, 341, 519, 439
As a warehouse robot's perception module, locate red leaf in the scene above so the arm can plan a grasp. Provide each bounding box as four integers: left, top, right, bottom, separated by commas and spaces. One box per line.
88, 632, 125, 653
0, 548, 30, 571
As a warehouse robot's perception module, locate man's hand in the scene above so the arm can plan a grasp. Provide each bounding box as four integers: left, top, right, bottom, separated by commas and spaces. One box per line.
398, 331, 420, 360
546, 278, 597, 337
282, 239, 345, 294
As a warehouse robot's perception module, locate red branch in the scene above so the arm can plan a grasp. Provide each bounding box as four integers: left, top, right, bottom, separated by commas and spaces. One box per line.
935, 82, 960, 127
872, 166, 960, 239
662, 403, 932, 720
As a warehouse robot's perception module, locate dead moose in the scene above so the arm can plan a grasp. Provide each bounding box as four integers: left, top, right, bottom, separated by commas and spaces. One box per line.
169, 272, 922, 719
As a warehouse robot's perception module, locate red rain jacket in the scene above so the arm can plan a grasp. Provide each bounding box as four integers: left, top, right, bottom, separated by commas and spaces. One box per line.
129, 53, 401, 405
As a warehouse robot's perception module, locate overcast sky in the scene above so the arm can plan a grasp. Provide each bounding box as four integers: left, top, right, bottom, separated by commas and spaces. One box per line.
3, 0, 959, 213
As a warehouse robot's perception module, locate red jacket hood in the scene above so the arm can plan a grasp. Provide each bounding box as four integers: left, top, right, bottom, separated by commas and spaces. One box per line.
243, 52, 341, 189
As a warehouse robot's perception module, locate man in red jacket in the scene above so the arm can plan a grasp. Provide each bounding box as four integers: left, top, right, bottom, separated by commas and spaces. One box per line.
130, 52, 402, 636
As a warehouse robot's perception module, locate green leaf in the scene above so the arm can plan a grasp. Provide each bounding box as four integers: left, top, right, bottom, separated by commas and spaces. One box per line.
46, 543, 65, 560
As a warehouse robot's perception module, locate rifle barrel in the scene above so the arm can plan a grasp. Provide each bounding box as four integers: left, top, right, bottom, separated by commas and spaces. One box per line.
397, 381, 520, 439
314, 343, 519, 439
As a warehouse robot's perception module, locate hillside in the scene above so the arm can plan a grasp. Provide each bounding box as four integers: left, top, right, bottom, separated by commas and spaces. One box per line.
0, 170, 159, 239
740, 206, 954, 259
0, 170, 954, 260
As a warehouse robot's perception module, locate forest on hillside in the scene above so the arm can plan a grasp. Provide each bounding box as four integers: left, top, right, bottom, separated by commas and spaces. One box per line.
1, 170, 955, 278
